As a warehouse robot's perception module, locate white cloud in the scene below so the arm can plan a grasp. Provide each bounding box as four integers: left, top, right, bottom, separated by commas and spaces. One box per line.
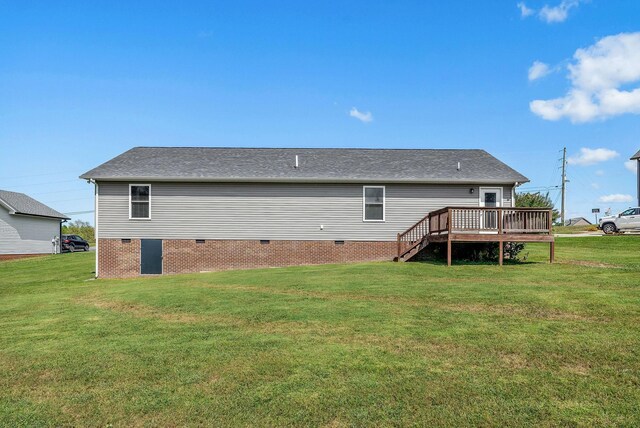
528, 61, 551, 81
531, 32, 640, 122
599, 194, 633, 203
539, 0, 581, 23
349, 107, 373, 123
625, 160, 638, 173
567, 148, 619, 166
595, 169, 605, 176
590, 182, 600, 189
517, 2, 535, 18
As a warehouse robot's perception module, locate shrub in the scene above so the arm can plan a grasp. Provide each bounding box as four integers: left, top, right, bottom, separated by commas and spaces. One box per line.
516, 192, 560, 222
415, 242, 527, 263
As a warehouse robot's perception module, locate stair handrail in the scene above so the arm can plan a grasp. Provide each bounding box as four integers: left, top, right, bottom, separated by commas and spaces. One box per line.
396, 212, 431, 260
398, 213, 430, 239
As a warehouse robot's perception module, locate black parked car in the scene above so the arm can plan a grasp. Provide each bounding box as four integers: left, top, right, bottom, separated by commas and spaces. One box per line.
62, 235, 90, 252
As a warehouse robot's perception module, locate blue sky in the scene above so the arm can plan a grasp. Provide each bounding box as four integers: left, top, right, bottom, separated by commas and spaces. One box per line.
1, 0, 639, 224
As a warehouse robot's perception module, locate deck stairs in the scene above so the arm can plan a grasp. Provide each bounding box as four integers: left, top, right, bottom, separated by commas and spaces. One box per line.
396, 213, 430, 262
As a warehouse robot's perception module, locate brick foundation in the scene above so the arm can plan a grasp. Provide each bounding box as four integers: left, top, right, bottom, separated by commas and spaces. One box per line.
98, 238, 141, 278
97, 238, 397, 278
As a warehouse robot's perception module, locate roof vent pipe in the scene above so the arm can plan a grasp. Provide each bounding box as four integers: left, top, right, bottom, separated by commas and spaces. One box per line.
457, 162, 461, 171
295, 155, 299, 169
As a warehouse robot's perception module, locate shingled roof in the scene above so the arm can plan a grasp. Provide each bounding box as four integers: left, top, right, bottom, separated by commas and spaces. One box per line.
80, 147, 529, 184
0, 190, 69, 220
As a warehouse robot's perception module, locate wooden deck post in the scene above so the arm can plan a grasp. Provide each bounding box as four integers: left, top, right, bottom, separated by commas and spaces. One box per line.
447, 238, 452, 267
550, 241, 555, 264
498, 241, 503, 266
396, 233, 401, 262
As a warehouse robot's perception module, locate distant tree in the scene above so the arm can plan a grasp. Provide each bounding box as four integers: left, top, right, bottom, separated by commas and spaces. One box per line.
62, 220, 95, 243
515, 192, 560, 222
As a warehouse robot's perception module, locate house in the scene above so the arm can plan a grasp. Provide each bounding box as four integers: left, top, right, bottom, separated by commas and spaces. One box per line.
564, 217, 592, 227
0, 190, 70, 259
81, 147, 554, 277
631, 149, 640, 206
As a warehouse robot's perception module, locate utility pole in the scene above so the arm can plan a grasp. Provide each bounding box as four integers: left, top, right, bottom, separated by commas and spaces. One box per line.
561, 147, 567, 226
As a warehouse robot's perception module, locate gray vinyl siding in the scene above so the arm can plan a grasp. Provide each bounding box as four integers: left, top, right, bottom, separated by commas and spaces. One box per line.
97, 182, 515, 241
0, 207, 60, 254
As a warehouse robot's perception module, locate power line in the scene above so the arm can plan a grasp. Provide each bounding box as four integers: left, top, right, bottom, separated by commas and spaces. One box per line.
518, 185, 561, 192
0, 179, 81, 189
40, 196, 93, 204
63, 210, 94, 215
27, 188, 93, 197
0, 171, 61, 180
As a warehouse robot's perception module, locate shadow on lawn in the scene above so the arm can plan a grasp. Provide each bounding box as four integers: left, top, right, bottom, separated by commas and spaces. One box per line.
409, 259, 538, 267
409, 242, 538, 266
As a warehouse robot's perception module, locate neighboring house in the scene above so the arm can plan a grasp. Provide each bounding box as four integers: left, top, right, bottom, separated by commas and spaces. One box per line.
564, 217, 592, 227
631, 149, 640, 206
0, 190, 70, 258
81, 147, 534, 277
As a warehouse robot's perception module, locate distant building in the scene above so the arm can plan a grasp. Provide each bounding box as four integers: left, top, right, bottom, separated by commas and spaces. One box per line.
0, 190, 69, 258
564, 217, 592, 227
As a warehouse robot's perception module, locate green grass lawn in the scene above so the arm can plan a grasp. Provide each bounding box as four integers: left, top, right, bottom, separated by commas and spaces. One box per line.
1, 237, 639, 427
553, 225, 599, 234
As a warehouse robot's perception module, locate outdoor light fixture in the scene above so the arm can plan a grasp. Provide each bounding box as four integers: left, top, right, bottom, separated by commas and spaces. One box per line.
469, 188, 475, 194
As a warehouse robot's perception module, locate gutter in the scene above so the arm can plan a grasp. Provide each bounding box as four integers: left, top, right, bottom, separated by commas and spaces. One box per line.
11, 212, 70, 220
79, 176, 531, 185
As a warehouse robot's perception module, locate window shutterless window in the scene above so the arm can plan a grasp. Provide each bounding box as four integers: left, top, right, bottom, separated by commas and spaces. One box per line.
363, 186, 385, 221
129, 184, 150, 219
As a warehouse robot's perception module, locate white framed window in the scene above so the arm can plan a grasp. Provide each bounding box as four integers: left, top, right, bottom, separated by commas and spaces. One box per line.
129, 184, 151, 220
363, 186, 385, 222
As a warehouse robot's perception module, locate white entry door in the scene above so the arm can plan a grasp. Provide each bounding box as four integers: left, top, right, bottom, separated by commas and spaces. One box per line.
479, 188, 502, 232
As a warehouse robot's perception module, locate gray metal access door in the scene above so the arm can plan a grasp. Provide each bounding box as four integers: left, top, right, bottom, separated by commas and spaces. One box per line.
141, 239, 163, 274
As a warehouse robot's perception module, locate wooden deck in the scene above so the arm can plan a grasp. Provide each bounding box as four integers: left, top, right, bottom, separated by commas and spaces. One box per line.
397, 207, 555, 265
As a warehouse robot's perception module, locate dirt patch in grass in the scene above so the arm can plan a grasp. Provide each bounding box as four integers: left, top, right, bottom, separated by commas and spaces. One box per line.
499, 352, 531, 369
75, 295, 241, 325
562, 363, 591, 376
83, 298, 201, 323
437, 303, 603, 322
203, 282, 608, 324
194, 283, 432, 307
560, 260, 623, 269
74, 295, 473, 360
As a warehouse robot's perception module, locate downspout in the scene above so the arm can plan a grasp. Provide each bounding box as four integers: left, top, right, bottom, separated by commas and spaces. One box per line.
95, 180, 99, 278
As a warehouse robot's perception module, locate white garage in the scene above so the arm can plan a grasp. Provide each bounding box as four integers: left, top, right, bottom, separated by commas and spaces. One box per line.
0, 190, 69, 257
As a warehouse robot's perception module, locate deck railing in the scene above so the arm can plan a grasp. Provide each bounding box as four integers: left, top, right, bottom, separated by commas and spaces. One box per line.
397, 207, 553, 260
430, 207, 553, 235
